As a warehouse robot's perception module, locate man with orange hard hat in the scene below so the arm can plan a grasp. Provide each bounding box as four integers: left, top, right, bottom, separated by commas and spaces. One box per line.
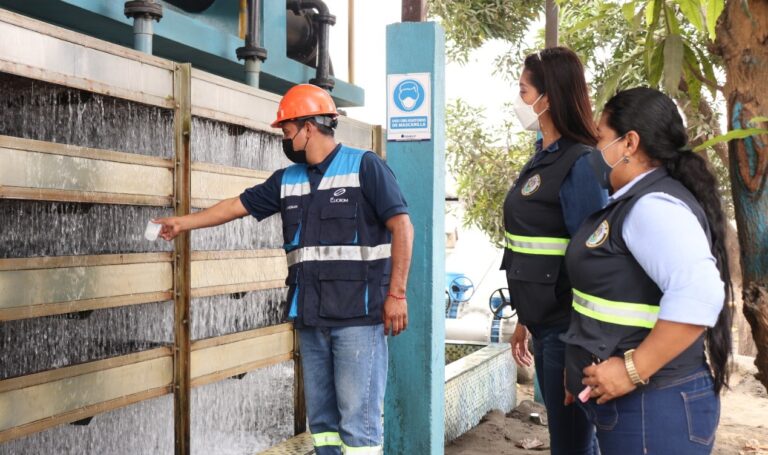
155, 84, 413, 455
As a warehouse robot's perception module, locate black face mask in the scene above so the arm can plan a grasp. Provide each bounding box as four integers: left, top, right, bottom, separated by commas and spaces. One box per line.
282, 138, 307, 164
281, 128, 309, 164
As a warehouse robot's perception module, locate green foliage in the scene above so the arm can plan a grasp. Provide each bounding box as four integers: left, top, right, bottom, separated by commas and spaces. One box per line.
445, 100, 532, 247
693, 127, 768, 151
429, 0, 543, 63
432, 0, 736, 240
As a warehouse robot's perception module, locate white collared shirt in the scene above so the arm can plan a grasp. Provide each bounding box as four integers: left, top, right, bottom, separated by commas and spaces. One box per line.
614, 169, 725, 326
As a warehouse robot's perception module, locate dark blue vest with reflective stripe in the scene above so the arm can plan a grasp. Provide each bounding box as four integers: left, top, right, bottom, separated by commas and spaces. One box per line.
501, 139, 592, 327
280, 145, 392, 328
562, 168, 709, 392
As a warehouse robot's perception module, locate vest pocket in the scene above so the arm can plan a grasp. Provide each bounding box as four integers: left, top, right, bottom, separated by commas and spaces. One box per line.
282, 209, 302, 250
318, 264, 368, 319
506, 254, 562, 324
320, 204, 358, 244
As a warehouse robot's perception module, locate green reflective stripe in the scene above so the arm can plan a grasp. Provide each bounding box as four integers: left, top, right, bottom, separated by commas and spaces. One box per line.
342, 444, 383, 454
572, 289, 659, 329
312, 432, 342, 447
505, 232, 569, 256
506, 233, 570, 244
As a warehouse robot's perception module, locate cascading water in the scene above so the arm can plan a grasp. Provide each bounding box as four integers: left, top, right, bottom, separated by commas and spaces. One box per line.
0, 73, 173, 158
0, 200, 173, 258
191, 289, 287, 340
191, 362, 294, 454
0, 395, 175, 454
0, 73, 177, 453
189, 116, 293, 454
0, 73, 294, 453
0, 301, 173, 380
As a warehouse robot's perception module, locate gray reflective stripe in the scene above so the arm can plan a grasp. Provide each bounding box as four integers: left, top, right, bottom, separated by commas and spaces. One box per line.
281, 182, 311, 198
318, 173, 360, 191
342, 444, 383, 454
572, 289, 659, 329
287, 244, 391, 266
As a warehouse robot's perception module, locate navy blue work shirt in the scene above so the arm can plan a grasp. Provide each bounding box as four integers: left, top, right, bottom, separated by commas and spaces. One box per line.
530, 138, 608, 235
240, 144, 409, 223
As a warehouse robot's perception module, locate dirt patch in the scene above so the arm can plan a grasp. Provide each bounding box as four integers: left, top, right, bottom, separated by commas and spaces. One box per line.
446, 367, 768, 455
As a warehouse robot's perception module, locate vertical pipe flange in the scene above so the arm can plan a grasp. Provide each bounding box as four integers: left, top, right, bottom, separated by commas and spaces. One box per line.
124, 1, 163, 54
236, 0, 268, 87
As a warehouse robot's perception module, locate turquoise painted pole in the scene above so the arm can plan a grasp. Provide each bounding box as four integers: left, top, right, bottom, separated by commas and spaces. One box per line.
385, 22, 446, 454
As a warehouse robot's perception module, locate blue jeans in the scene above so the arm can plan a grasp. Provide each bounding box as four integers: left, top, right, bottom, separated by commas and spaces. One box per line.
530, 324, 597, 455
298, 324, 387, 455
579, 366, 719, 454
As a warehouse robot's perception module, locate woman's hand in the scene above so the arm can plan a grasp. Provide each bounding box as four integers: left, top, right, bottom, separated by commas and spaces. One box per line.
510, 323, 533, 367
582, 357, 636, 404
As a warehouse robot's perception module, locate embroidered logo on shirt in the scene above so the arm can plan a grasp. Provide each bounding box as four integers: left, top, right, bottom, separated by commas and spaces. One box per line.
521, 174, 541, 196
330, 187, 350, 203
586, 220, 610, 248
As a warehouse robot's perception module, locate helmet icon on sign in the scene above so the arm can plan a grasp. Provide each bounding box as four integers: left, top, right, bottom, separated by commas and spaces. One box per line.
393, 79, 425, 112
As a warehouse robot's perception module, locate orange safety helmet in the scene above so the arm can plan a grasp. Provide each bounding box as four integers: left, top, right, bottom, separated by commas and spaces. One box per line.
271, 84, 338, 128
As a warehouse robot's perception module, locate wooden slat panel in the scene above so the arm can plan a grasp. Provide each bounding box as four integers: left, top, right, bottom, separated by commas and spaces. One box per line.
191, 70, 279, 133
0, 291, 173, 322
190, 69, 374, 149
0, 135, 172, 168
0, 148, 173, 198
0, 348, 173, 438
0, 253, 172, 271
0, 187, 172, 206
190, 281, 286, 299
0, 348, 171, 393
190, 325, 294, 387
191, 162, 271, 179
0, 262, 172, 309
0, 387, 170, 444
190, 249, 284, 261
191, 169, 265, 208
0, 9, 174, 108
191, 353, 292, 389
191, 254, 287, 291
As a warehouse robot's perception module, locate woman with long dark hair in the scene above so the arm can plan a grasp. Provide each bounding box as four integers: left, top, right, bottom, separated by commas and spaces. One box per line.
503, 46, 604, 454
563, 87, 732, 454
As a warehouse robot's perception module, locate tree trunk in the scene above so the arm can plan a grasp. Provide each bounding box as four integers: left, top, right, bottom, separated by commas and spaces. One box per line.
716, 0, 768, 390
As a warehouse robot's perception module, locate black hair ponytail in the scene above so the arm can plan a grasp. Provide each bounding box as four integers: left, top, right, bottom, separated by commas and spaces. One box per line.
604, 87, 733, 393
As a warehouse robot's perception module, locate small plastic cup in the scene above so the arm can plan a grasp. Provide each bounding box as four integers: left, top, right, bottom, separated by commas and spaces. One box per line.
144, 220, 162, 241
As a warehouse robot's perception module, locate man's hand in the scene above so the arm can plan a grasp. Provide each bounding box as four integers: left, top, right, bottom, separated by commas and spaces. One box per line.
510, 323, 533, 367
154, 217, 185, 241
383, 295, 408, 336
153, 197, 249, 241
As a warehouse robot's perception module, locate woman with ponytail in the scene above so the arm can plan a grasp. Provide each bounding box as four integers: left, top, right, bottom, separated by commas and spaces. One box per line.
562, 87, 732, 454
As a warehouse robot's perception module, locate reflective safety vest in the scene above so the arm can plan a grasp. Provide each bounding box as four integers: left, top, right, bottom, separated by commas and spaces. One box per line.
501, 139, 592, 326
562, 168, 709, 390
280, 145, 392, 328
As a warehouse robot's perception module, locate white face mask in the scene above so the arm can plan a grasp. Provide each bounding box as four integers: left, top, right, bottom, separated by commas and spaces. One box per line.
513, 92, 547, 131
401, 96, 417, 109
